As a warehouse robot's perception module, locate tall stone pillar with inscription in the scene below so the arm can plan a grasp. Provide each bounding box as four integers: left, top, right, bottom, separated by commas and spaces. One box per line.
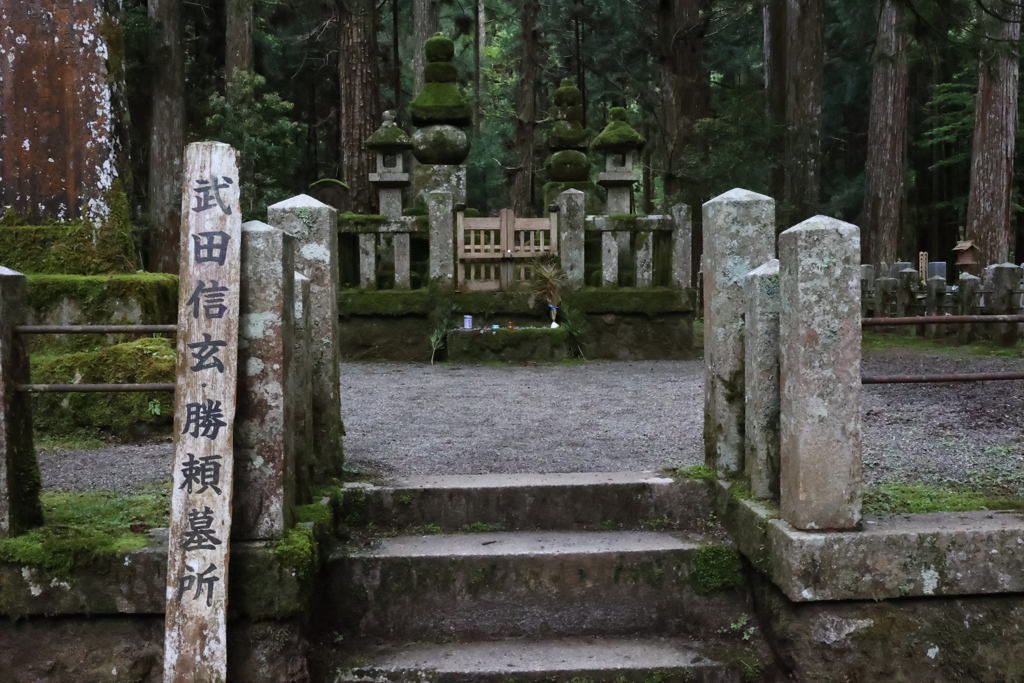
164, 142, 242, 683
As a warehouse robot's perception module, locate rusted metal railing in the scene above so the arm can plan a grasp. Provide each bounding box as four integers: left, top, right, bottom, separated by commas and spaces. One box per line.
863, 314, 1024, 327
15, 324, 176, 393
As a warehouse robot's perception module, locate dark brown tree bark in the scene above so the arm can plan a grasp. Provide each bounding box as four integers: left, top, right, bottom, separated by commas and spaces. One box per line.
393, 0, 401, 113
339, 0, 382, 214
783, 0, 825, 225
763, 0, 787, 210
475, 0, 486, 135
657, 0, 712, 204
966, 1, 1022, 267
511, 0, 541, 216
148, 0, 186, 273
226, 0, 254, 78
860, 0, 911, 266
413, 0, 441, 95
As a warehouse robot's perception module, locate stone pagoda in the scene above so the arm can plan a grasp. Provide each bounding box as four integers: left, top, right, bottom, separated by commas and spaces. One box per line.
543, 78, 597, 212
409, 33, 472, 207
590, 107, 645, 215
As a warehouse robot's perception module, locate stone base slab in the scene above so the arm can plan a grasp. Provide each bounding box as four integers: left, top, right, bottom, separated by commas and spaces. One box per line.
716, 480, 1024, 601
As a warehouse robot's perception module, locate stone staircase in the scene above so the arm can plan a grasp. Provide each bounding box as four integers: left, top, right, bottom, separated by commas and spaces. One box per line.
320, 472, 775, 682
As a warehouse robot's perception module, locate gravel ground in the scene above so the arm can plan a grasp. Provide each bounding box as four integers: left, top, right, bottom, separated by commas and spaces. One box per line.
38, 348, 1024, 493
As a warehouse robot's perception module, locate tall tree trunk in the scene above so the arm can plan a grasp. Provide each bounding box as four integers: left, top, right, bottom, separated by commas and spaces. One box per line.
658, 0, 711, 287
763, 0, 787, 211
475, 0, 486, 135
339, 0, 382, 214
511, 0, 541, 216
657, 0, 712, 204
860, 0, 910, 266
783, 0, 825, 225
148, 0, 186, 273
413, 0, 441, 95
226, 0, 254, 78
966, 1, 1022, 267
574, 2, 587, 129
393, 0, 401, 113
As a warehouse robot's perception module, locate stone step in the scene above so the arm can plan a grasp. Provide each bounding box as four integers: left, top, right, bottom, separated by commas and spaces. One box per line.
344, 471, 715, 533
334, 636, 748, 682
327, 530, 750, 642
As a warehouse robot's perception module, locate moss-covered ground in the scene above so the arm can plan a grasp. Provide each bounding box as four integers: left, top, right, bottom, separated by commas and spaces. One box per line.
0, 487, 169, 577
862, 331, 1024, 357
863, 481, 1024, 514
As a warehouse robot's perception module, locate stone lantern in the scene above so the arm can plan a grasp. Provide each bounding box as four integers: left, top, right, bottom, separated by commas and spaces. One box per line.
590, 107, 645, 215
366, 111, 413, 220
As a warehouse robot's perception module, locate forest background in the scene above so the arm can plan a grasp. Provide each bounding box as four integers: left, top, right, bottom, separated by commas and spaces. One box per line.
130, 0, 1024, 278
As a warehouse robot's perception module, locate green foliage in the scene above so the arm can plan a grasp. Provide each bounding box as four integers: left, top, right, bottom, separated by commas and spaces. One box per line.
205, 70, 304, 221
665, 463, 717, 482
273, 524, 319, 582
461, 522, 501, 533
0, 488, 169, 577
428, 299, 459, 364
863, 482, 1024, 514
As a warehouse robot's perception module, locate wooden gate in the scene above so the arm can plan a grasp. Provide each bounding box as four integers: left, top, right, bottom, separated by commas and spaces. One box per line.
457, 208, 558, 291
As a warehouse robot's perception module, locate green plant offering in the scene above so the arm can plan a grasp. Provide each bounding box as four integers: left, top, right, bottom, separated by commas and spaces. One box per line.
531, 256, 567, 324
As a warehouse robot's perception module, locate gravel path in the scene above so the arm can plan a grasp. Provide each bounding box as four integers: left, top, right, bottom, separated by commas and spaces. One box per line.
38, 349, 1024, 493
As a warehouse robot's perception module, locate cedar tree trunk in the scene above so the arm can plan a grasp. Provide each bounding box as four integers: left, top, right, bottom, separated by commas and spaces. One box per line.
783, 0, 824, 225
226, 0, 254, 77
966, 1, 1022, 267
764, 0, 787, 210
413, 0, 441, 95
339, 0, 382, 214
860, 0, 910, 266
511, 0, 540, 216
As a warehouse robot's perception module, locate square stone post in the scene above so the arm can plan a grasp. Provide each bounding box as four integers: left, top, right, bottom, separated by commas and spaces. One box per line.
991, 263, 1022, 345
267, 194, 343, 477
670, 204, 692, 289
860, 265, 874, 318
394, 233, 411, 289
957, 273, 980, 345
744, 259, 781, 500
616, 232, 632, 284
428, 191, 454, 284
557, 190, 586, 290
358, 234, 377, 289
602, 232, 619, 287
0, 267, 43, 538
925, 275, 947, 339
635, 231, 654, 287
702, 188, 775, 475
779, 216, 862, 531
234, 222, 296, 540
291, 272, 314, 503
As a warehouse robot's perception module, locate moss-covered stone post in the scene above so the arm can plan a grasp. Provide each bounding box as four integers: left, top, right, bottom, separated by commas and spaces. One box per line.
267, 195, 343, 477
635, 231, 654, 287
957, 272, 980, 344
358, 234, 376, 289
428, 191, 454, 284
779, 216, 862, 531
991, 263, 1021, 345
234, 222, 296, 540
556, 189, 586, 290
367, 111, 414, 289
860, 265, 875, 318
925, 274, 947, 339
670, 204, 693, 289
410, 34, 471, 208
745, 259, 781, 500
0, 267, 43, 538
601, 232, 619, 287
291, 272, 314, 503
702, 188, 775, 476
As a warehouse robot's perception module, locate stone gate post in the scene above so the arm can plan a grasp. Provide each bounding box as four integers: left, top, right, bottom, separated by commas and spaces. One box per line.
557, 189, 586, 290
702, 189, 775, 475
745, 259, 781, 500
778, 216, 862, 531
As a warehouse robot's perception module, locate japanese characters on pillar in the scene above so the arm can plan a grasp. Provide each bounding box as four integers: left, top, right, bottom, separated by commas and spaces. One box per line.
164, 142, 241, 683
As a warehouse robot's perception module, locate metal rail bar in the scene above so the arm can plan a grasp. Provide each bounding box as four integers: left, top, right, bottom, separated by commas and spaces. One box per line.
863, 314, 1024, 326
17, 383, 176, 393
863, 373, 1024, 384
14, 325, 176, 335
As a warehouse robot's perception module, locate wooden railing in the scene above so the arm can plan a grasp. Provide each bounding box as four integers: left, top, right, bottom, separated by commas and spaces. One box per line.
457, 208, 558, 291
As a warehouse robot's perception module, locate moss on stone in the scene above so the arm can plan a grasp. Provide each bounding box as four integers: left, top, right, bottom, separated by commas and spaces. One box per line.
448, 327, 572, 364
545, 150, 590, 182
0, 222, 136, 275
338, 212, 391, 234
409, 83, 472, 127
666, 464, 717, 482
0, 489, 168, 577
273, 525, 319, 583
564, 287, 692, 316
30, 338, 175, 441
547, 120, 590, 150
27, 273, 178, 327
411, 124, 471, 164
553, 80, 582, 108
424, 62, 458, 83
364, 120, 412, 151
689, 544, 743, 595
591, 108, 646, 154
424, 33, 455, 62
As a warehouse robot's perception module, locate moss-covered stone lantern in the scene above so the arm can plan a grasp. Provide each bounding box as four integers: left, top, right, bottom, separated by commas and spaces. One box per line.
543, 78, 597, 210
591, 107, 645, 215
366, 110, 413, 219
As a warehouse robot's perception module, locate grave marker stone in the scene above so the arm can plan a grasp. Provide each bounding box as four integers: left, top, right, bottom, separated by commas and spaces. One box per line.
164, 142, 242, 682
